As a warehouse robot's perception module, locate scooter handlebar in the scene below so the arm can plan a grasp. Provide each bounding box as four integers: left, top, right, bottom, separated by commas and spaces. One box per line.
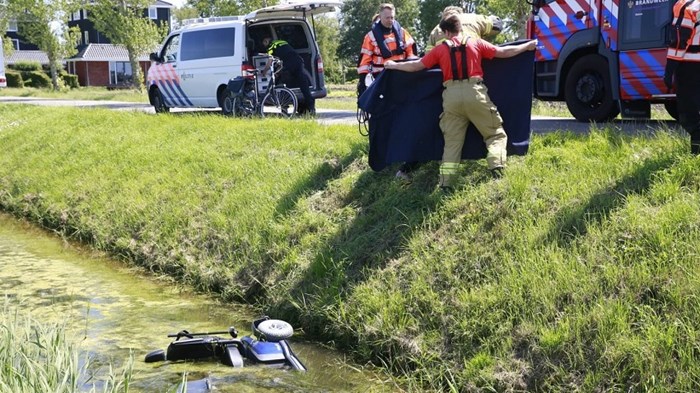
167, 327, 238, 339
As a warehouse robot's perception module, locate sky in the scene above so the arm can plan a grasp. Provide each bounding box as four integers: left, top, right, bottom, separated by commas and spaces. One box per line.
168, 0, 185, 8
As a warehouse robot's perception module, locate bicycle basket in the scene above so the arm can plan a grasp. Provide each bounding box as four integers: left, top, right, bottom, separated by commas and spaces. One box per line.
227, 77, 246, 94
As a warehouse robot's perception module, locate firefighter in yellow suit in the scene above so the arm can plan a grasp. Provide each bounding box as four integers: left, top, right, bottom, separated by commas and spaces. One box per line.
385, 15, 537, 189
665, 0, 700, 154
426, 6, 503, 51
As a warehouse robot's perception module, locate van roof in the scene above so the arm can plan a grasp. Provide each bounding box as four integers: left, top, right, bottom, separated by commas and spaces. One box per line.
178, 1, 340, 30
181, 15, 243, 27
245, 1, 342, 21
175, 1, 340, 34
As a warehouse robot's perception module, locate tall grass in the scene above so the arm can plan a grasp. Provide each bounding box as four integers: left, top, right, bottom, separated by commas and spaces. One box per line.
1, 104, 699, 391
0, 300, 134, 393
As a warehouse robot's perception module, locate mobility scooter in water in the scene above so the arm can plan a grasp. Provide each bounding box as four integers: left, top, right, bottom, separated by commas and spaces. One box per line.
145, 316, 306, 372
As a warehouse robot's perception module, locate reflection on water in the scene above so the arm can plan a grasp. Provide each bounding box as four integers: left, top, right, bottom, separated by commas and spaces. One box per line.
0, 213, 394, 392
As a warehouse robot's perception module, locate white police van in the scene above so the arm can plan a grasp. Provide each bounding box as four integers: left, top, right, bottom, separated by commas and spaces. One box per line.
146, 1, 340, 114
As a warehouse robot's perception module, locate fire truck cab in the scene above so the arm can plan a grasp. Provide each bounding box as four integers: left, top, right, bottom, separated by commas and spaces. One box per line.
527, 0, 677, 121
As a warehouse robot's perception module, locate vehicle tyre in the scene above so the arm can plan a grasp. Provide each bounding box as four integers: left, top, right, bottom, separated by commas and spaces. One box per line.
222, 89, 235, 116
151, 88, 169, 114
259, 87, 298, 118
564, 54, 619, 122
257, 319, 294, 341
664, 101, 678, 121
219, 88, 233, 115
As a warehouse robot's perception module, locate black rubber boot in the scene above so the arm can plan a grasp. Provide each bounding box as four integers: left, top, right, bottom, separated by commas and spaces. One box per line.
491, 167, 504, 179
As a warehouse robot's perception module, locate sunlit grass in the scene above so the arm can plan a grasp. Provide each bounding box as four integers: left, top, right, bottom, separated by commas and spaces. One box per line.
1, 104, 699, 392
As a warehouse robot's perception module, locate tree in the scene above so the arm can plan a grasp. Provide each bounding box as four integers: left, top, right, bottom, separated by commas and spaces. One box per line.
487, 0, 532, 40
183, 0, 268, 17
417, 0, 458, 46
88, 0, 168, 91
185, 0, 241, 17
338, 0, 420, 71
312, 15, 342, 83
8, 0, 80, 90
418, 0, 530, 44
0, 1, 15, 62
172, 5, 199, 28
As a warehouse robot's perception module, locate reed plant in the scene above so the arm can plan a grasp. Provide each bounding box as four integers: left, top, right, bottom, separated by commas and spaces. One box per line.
0, 300, 134, 393
1, 104, 699, 391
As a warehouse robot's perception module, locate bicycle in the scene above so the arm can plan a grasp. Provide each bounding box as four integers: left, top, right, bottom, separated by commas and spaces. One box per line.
224, 57, 298, 118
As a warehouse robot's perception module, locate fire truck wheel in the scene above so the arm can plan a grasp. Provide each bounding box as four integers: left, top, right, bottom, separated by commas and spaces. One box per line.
664, 101, 679, 121
564, 54, 619, 122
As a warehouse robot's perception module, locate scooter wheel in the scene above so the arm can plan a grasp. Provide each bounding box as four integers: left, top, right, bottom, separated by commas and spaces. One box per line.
257, 319, 294, 341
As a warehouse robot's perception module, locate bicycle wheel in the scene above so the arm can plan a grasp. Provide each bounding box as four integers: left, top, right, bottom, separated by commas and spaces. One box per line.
233, 94, 255, 117
259, 87, 298, 119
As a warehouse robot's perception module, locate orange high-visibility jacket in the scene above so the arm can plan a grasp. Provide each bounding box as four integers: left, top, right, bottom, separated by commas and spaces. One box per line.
667, 0, 700, 62
357, 24, 415, 74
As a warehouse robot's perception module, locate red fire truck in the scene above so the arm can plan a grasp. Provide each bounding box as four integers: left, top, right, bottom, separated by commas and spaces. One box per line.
526, 0, 677, 121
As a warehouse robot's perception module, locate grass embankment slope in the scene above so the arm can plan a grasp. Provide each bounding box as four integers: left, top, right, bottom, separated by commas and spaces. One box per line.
1, 104, 700, 392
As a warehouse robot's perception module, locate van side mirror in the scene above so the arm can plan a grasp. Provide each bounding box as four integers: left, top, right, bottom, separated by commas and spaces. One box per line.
149, 52, 161, 63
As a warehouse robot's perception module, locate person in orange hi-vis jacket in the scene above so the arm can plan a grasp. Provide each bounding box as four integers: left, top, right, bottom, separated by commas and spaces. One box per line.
357, 3, 419, 180
357, 3, 417, 95
665, 0, 700, 154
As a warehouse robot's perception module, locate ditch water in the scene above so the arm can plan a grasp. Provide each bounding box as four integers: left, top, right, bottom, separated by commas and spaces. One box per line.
0, 213, 393, 392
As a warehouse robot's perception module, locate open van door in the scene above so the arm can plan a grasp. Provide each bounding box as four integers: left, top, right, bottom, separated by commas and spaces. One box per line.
0, 44, 6, 88
245, 1, 341, 22
245, 0, 342, 111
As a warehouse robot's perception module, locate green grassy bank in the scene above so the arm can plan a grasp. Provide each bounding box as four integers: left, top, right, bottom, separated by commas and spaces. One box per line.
1, 104, 700, 391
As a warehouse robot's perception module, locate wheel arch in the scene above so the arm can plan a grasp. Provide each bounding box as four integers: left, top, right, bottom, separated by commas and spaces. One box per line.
556, 42, 620, 103
217, 83, 229, 107
148, 84, 160, 106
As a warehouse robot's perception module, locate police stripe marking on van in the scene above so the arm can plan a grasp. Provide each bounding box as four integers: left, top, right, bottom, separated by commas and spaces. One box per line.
151, 64, 193, 107
159, 64, 193, 107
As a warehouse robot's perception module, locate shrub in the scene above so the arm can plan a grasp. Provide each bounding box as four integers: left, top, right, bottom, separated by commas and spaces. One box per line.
10, 61, 42, 72
6, 70, 24, 88
24, 71, 52, 88
60, 72, 79, 89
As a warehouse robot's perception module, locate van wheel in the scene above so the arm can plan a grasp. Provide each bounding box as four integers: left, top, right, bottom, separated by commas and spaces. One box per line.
564, 54, 619, 122
151, 88, 169, 113
222, 88, 234, 116
219, 88, 234, 115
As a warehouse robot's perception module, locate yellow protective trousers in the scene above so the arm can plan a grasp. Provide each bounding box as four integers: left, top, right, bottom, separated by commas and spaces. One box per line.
438, 79, 507, 187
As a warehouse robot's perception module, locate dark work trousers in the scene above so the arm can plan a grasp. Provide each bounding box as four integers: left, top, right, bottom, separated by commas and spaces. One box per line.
676, 61, 700, 154
287, 63, 315, 112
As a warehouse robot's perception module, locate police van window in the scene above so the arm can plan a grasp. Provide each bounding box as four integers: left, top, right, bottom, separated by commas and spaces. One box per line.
273, 24, 309, 50
162, 34, 180, 63
181, 27, 236, 61
618, 0, 674, 50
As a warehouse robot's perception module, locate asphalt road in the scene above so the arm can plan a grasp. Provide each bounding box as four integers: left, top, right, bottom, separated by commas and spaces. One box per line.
0, 96, 681, 134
